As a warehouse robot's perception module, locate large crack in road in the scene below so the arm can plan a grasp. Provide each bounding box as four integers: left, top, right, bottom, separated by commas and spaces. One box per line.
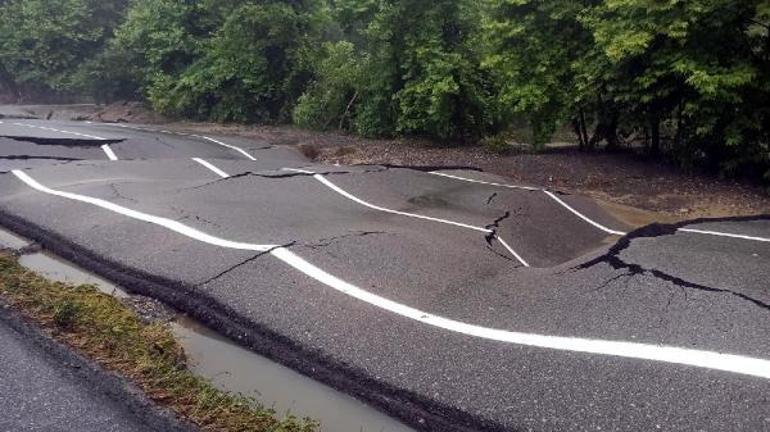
1, 121, 768, 432
578, 217, 770, 311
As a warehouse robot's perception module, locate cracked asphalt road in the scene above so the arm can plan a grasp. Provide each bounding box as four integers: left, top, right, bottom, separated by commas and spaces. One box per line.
1, 119, 769, 432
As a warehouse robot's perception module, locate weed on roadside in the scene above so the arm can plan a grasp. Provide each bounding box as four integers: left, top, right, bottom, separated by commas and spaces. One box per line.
0, 253, 318, 432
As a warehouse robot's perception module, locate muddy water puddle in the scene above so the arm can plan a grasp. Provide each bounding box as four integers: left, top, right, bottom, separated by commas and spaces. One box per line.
173, 317, 414, 432
19, 252, 130, 298
0, 228, 29, 250
3, 228, 413, 432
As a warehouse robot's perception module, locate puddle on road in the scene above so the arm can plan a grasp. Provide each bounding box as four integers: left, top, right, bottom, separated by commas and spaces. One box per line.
18, 252, 130, 299
2, 228, 413, 432
0, 229, 29, 250
172, 317, 414, 432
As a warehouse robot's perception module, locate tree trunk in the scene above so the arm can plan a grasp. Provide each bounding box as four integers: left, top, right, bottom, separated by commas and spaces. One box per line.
572, 109, 589, 150
650, 115, 661, 156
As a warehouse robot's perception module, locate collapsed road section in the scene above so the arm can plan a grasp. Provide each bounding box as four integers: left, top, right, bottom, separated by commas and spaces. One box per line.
0, 119, 768, 432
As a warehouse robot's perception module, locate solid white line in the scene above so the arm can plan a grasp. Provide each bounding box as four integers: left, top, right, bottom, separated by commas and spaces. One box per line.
282, 168, 490, 233
101, 145, 118, 161
191, 134, 256, 161
496, 237, 530, 267
678, 228, 770, 243
192, 158, 230, 178
11, 170, 276, 252
429, 171, 539, 191
272, 247, 770, 379
429, 171, 627, 236
283, 168, 530, 266
11, 170, 770, 379
543, 191, 627, 236
12, 122, 107, 140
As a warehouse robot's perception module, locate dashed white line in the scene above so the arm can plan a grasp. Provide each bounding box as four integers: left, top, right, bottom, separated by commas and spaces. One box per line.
192, 158, 230, 178
678, 228, 770, 243
12, 169, 770, 380
282, 168, 530, 266
104, 124, 250, 159
101, 145, 118, 161
12, 122, 107, 140
190, 134, 256, 161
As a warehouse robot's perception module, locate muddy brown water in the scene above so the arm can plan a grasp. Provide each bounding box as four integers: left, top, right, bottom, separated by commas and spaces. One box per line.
172, 318, 414, 432
1, 229, 413, 432
19, 252, 130, 299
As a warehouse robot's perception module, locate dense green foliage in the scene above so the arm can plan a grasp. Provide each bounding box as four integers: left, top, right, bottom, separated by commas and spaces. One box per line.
1, 0, 769, 180
0, 0, 127, 101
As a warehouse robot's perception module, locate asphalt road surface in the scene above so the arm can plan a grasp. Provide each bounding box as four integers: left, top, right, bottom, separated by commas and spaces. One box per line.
0, 297, 188, 432
1, 119, 768, 432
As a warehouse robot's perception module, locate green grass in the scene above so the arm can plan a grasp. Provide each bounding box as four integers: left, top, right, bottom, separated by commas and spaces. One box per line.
0, 252, 318, 432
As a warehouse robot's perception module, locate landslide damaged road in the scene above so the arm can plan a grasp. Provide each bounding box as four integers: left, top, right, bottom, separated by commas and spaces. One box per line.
1, 119, 769, 432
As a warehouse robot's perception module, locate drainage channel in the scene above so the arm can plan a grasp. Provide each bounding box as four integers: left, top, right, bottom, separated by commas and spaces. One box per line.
0, 228, 414, 432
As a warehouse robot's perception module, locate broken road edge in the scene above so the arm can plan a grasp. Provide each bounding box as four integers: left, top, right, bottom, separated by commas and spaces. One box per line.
0, 251, 319, 432
1, 209, 769, 432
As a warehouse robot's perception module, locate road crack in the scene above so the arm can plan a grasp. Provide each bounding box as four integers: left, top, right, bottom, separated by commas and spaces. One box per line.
109, 184, 138, 204
197, 243, 295, 286
301, 231, 390, 250
485, 192, 498, 206
180, 168, 386, 192
578, 221, 770, 311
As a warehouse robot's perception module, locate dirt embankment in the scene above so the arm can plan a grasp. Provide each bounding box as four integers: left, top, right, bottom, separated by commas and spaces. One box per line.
314, 142, 770, 224
168, 123, 770, 224
0, 101, 164, 123
3, 102, 768, 223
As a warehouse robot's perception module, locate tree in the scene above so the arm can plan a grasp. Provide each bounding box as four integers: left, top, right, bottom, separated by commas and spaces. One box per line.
0, 0, 128, 101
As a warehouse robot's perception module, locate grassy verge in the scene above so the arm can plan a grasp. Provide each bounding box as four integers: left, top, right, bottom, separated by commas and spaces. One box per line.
0, 252, 318, 432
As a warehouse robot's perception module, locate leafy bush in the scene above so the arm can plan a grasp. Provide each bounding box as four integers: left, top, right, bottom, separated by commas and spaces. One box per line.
293, 41, 364, 130
1, 0, 768, 182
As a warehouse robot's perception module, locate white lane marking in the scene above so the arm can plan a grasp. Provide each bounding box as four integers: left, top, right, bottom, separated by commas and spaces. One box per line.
12, 122, 107, 140
192, 158, 230, 179
429, 171, 540, 191
190, 134, 256, 161
431, 171, 770, 245
282, 168, 530, 266
101, 145, 118, 161
678, 228, 770, 243
543, 191, 628, 236
430, 171, 627, 236
99, 123, 252, 159
272, 247, 770, 379
283, 168, 489, 233
13, 170, 767, 379
496, 237, 530, 267
12, 170, 276, 252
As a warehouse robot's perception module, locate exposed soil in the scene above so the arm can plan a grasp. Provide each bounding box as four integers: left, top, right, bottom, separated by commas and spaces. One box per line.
3, 102, 768, 222
323, 143, 770, 222
168, 123, 770, 223
0, 102, 165, 124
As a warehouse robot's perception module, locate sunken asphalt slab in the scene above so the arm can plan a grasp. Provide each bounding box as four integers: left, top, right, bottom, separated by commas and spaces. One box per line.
0, 119, 769, 432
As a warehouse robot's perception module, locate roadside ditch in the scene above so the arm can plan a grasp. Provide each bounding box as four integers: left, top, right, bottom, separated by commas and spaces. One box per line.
0, 227, 413, 432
